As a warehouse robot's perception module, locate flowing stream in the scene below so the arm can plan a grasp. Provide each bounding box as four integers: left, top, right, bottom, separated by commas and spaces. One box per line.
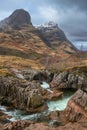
47, 90, 74, 111
0, 82, 75, 121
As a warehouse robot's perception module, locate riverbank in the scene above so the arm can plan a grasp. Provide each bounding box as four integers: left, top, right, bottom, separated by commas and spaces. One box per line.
0, 66, 87, 130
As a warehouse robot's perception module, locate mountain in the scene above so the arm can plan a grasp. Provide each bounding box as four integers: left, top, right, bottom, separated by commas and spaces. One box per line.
0, 9, 79, 70
35, 21, 76, 53
0, 9, 32, 30
0, 9, 87, 130
36, 21, 67, 43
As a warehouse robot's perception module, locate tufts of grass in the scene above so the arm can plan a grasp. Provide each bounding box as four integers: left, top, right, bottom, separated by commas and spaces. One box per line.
0, 68, 12, 77
0, 66, 6, 69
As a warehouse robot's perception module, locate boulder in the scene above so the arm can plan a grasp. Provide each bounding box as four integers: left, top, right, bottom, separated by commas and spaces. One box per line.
43, 90, 63, 101
65, 89, 87, 122
50, 70, 87, 90
30, 94, 44, 108
0, 76, 47, 113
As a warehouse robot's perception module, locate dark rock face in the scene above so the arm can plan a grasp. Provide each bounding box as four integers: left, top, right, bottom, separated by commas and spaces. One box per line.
36, 22, 67, 45
20, 69, 54, 83
50, 70, 87, 90
36, 21, 76, 51
0, 9, 32, 30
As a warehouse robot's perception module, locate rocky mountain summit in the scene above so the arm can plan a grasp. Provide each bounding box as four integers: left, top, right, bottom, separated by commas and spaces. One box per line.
0, 9, 32, 30
35, 21, 76, 51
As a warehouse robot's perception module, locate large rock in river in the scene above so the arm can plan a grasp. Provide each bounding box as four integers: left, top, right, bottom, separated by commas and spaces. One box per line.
0, 76, 47, 113
65, 89, 87, 122
50, 68, 87, 90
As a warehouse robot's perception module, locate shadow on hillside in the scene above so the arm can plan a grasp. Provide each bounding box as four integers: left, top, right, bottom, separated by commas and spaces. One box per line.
0, 46, 41, 60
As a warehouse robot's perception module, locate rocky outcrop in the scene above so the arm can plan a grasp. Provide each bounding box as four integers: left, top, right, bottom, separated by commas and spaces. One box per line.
65, 89, 87, 122
24, 123, 57, 130
4, 120, 33, 130
50, 69, 87, 90
21, 69, 54, 82
3, 116, 87, 130
0, 9, 32, 30
1, 78, 87, 130
0, 110, 11, 130
0, 76, 47, 113
56, 117, 87, 130
49, 67, 87, 129
0, 68, 64, 113
43, 90, 63, 101
44, 88, 87, 129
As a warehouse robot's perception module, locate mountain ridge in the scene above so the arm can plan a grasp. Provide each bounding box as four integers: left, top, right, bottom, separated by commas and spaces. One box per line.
35, 21, 76, 52
0, 9, 32, 30
0, 9, 79, 70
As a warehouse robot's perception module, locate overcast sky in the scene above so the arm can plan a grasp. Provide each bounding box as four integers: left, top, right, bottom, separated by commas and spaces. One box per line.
0, 0, 87, 49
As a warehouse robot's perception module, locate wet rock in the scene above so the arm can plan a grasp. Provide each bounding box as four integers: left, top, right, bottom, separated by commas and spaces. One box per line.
24, 123, 57, 130
48, 110, 67, 126
57, 116, 87, 130
49, 120, 60, 127
43, 90, 63, 101
30, 94, 44, 108
0, 110, 11, 129
51, 71, 69, 89
4, 120, 33, 130
0, 76, 47, 113
0, 97, 13, 107
65, 89, 87, 122
50, 70, 87, 90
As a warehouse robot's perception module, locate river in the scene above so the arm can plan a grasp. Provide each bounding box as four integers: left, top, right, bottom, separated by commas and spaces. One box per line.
0, 82, 74, 121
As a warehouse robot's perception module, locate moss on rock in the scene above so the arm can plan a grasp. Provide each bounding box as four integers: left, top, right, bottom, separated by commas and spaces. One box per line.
30, 94, 44, 108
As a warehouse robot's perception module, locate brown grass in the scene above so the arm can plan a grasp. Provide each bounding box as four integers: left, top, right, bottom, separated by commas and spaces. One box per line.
0, 68, 11, 76
0, 55, 44, 70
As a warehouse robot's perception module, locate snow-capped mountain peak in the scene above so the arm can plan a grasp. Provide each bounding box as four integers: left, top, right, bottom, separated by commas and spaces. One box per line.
35, 21, 58, 29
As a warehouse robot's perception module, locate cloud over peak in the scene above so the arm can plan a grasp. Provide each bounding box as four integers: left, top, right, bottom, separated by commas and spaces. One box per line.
38, 6, 58, 22
0, 0, 87, 46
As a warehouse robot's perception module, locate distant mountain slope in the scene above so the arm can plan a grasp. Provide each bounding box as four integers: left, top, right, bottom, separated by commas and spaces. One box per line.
36, 21, 67, 43
35, 21, 76, 53
0, 9, 78, 69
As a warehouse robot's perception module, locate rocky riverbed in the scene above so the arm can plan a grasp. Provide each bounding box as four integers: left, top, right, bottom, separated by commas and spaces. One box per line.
0, 67, 87, 130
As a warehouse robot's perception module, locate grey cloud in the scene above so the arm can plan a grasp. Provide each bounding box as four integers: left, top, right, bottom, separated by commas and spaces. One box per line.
32, 0, 87, 42
0, 0, 87, 43
48, 0, 87, 11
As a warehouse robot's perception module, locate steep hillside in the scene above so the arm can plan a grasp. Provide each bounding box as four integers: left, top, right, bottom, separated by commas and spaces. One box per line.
35, 21, 76, 53
0, 9, 81, 70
